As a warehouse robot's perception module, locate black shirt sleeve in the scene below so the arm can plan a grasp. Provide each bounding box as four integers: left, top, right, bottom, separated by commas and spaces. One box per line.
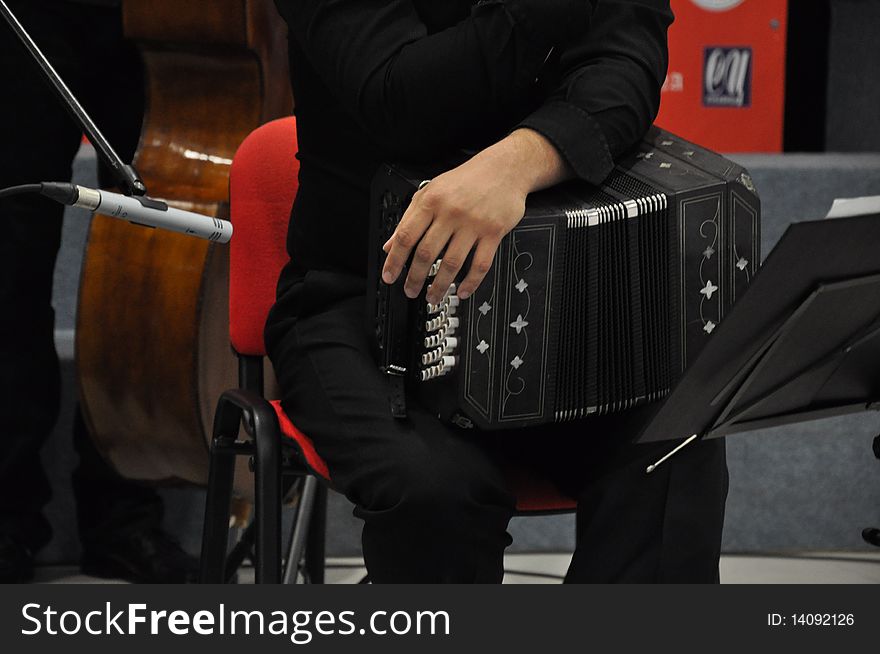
517, 0, 673, 184
275, 0, 594, 158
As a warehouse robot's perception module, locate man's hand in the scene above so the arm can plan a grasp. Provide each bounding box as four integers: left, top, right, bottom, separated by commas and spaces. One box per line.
381, 128, 571, 306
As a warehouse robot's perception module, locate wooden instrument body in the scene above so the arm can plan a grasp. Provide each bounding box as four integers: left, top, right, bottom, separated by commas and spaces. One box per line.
76, 0, 290, 487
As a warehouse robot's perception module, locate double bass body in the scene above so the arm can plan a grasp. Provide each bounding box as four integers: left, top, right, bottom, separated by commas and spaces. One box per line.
76, 0, 291, 489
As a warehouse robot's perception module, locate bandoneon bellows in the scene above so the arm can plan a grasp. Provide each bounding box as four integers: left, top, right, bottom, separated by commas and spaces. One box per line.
368, 128, 761, 430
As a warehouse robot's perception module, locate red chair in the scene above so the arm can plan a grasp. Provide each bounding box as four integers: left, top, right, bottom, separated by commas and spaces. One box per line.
199, 117, 576, 584
198, 116, 328, 585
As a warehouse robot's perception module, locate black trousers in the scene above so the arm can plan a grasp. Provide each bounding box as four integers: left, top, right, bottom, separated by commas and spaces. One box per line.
266, 268, 729, 583
0, 0, 162, 552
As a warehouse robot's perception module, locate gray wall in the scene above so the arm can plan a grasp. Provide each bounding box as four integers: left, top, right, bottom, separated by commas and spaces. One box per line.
38, 147, 880, 563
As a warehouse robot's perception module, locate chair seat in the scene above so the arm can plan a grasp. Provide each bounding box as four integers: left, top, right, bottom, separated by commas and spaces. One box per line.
270, 400, 576, 514
271, 400, 331, 481
503, 465, 578, 513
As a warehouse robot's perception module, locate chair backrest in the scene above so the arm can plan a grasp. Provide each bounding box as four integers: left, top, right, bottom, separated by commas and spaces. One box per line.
228, 117, 299, 356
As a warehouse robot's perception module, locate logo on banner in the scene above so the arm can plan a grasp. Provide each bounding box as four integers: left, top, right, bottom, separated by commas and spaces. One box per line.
703, 47, 752, 108
690, 0, 745, 10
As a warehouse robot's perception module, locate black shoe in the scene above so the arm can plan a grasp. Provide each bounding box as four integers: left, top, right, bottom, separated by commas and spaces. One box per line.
81, 529, 199, 584
0, 534, 35, 583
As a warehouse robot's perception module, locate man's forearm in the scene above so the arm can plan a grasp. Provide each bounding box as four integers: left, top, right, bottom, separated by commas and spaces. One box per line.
468, 128, 573, 198
516, 0, 673, 184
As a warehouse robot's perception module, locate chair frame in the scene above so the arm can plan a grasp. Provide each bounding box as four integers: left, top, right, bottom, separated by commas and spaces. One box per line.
199, 355, 327, 584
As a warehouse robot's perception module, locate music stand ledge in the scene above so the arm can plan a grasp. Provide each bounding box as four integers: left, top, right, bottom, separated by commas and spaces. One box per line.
639, 211, 880, 471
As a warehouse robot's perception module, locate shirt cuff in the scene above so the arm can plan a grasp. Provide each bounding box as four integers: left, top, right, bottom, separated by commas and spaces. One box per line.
516, 99, 614, 185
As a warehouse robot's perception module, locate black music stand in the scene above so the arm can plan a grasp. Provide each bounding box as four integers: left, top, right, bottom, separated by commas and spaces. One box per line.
637, 211, 880, 473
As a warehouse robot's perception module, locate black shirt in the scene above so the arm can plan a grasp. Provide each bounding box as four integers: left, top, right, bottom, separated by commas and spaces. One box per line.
273, 0, 673, 278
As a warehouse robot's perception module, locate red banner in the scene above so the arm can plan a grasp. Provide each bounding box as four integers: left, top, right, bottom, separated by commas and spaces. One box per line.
655, 0, 788, 152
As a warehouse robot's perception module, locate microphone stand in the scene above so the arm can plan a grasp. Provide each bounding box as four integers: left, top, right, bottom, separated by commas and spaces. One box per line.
0, 0, 146, 197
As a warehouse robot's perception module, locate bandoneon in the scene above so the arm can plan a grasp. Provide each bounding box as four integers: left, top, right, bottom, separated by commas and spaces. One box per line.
367, 128, 761, 430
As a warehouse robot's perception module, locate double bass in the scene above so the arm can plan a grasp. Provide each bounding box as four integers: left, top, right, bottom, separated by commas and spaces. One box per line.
76, 0, 291, 490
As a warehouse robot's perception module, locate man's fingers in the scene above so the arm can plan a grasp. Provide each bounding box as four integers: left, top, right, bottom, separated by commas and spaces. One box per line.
403, 223, 453, 299
382, 197, 433, 284
457, 237, 499, 300
426, 232, 476, 305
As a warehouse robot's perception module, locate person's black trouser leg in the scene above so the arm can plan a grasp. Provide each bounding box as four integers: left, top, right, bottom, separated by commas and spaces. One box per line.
0, 2, 83, 551
72, 411, 164, 551
0, 1, 161, 554
562, 437, 728, 583
0, 185, 64, 551
498, 415, 728, 583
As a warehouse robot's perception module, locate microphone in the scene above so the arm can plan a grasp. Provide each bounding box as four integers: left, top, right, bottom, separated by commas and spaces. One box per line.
38, 182, 233, 243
